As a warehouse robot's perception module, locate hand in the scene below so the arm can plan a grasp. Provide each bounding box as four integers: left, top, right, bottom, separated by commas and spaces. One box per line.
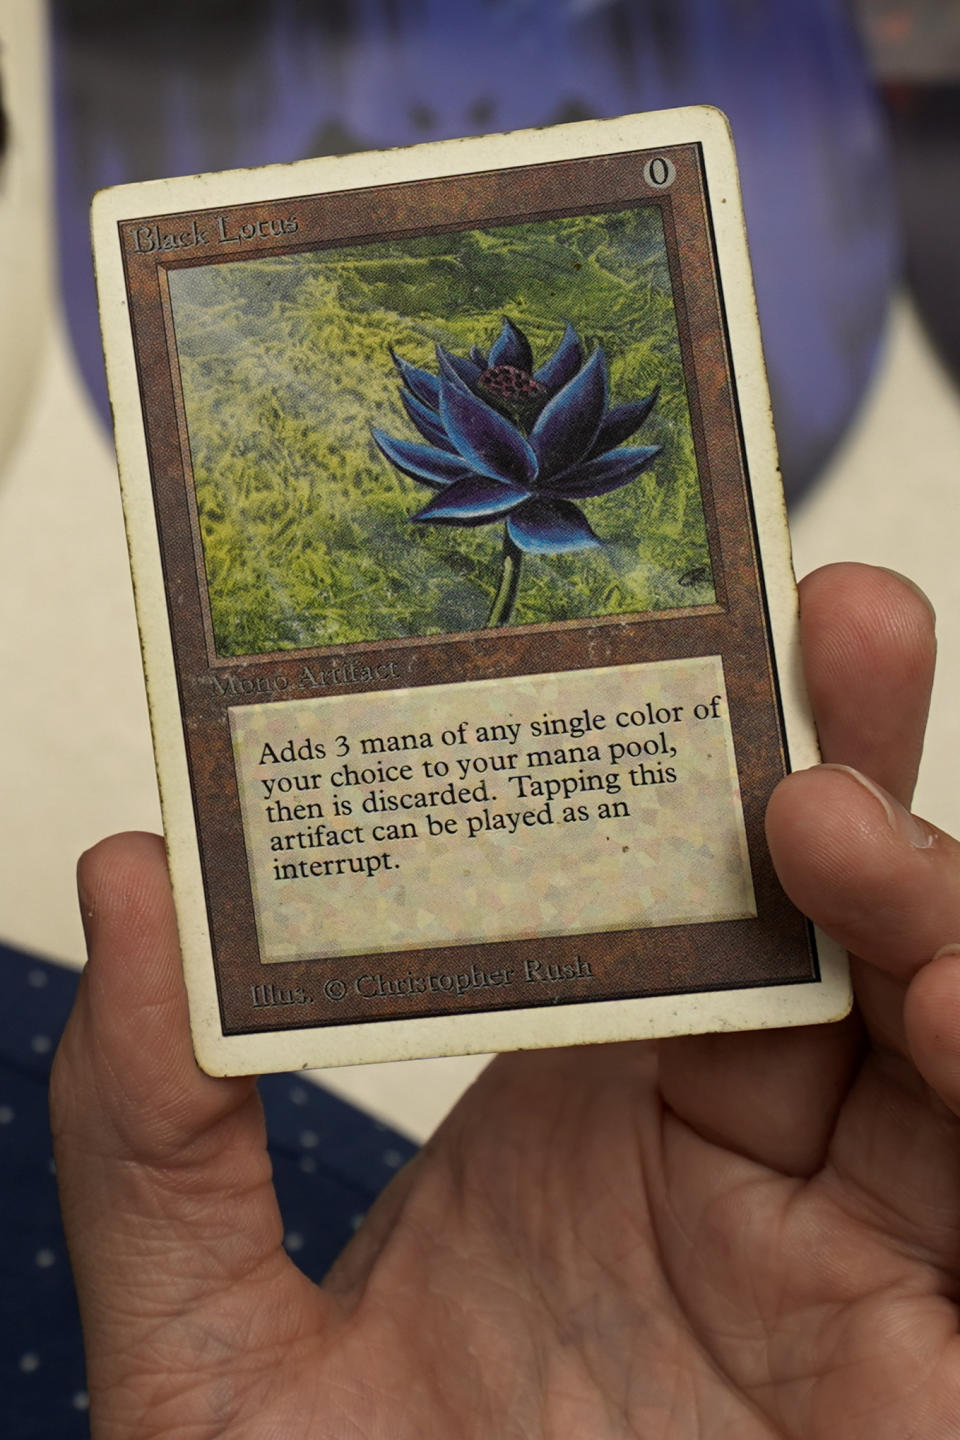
52, 563, 960, 1438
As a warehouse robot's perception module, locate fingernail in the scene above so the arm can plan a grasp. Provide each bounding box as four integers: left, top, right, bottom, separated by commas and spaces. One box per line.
820, 764, 937, 850
932, 944, 960, 962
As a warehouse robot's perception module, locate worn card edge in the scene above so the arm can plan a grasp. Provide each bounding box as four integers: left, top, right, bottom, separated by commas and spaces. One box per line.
92, 107, 851, 1077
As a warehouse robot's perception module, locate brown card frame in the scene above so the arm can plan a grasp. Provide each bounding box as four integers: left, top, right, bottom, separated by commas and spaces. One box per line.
94, 113, 839, 1070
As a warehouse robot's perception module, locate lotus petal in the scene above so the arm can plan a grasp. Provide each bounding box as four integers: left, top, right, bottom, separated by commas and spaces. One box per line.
487, 317, 533, 373
400, 389, 458, 451
371, 429, 474, 488
507, 497, 603, 553
438, 367, 539, 486
549, 445, 662, 499
436, 344, 483, 390
412, 475, 530, 524
534, 322, 582, 393
590, 388, 660, 456
529, 345, 608, 478
470, 345, 487, 367
389, 346, 441, 410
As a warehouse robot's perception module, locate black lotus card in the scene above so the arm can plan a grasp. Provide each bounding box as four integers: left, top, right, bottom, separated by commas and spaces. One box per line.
93, 107, 849, 1075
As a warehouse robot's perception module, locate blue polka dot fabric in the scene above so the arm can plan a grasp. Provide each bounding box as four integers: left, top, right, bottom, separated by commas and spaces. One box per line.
0, 943, 418, 1438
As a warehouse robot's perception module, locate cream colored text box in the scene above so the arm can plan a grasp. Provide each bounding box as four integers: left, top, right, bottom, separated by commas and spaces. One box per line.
229, 656, 756, 962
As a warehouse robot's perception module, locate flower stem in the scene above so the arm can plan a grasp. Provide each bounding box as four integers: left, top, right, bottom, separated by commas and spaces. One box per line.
487, 531, 522, 627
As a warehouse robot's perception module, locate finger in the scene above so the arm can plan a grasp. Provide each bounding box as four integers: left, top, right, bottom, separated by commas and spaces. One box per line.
798, 562, 935, 804
904, 947, 960, 1119
658, 565, 936, 1174
766, 765, 960, 982
768, 566, 939, 1064
61, 833, 258, 1165
51, 834, 322, 1413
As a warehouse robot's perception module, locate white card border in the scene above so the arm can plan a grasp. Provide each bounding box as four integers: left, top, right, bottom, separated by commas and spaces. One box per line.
92, 106, 850, 1076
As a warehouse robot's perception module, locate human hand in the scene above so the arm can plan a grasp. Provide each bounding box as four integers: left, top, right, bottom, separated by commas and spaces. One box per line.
52, 563, 960, 1438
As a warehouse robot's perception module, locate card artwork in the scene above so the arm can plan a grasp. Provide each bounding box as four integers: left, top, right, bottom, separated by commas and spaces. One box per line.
92, 107, 850, 1075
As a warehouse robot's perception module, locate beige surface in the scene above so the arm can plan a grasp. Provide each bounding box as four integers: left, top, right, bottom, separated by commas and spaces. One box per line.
0, 0, 50, 471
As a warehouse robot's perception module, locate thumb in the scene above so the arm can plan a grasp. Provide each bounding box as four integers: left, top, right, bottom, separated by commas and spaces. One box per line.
50, 834, 317, 1415
766, 763, 960, 983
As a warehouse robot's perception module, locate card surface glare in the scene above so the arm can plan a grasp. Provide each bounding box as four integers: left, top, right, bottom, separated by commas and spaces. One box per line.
93, 107, 850, 1076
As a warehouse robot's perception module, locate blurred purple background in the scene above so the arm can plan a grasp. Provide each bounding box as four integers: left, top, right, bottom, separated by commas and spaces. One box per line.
53, 0, 898, 501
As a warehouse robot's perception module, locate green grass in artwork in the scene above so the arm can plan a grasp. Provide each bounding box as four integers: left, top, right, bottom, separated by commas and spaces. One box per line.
168, 207, 715, 657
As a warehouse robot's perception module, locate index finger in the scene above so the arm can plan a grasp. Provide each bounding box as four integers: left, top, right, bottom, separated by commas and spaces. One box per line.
798, 562, 936, 805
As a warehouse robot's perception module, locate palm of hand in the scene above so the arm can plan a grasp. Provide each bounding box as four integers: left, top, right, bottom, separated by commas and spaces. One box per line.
277, 1038, 960, 1439
52, 568, 960, 1438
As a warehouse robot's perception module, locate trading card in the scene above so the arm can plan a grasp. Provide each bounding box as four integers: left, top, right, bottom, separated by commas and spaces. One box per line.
92, 106, 850, 1076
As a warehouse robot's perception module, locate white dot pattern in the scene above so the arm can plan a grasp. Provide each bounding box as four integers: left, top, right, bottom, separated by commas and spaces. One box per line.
3, 951, 416, 1434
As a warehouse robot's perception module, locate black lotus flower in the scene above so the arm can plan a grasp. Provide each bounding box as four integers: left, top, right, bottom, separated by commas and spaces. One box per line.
372, 318, 661, 624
